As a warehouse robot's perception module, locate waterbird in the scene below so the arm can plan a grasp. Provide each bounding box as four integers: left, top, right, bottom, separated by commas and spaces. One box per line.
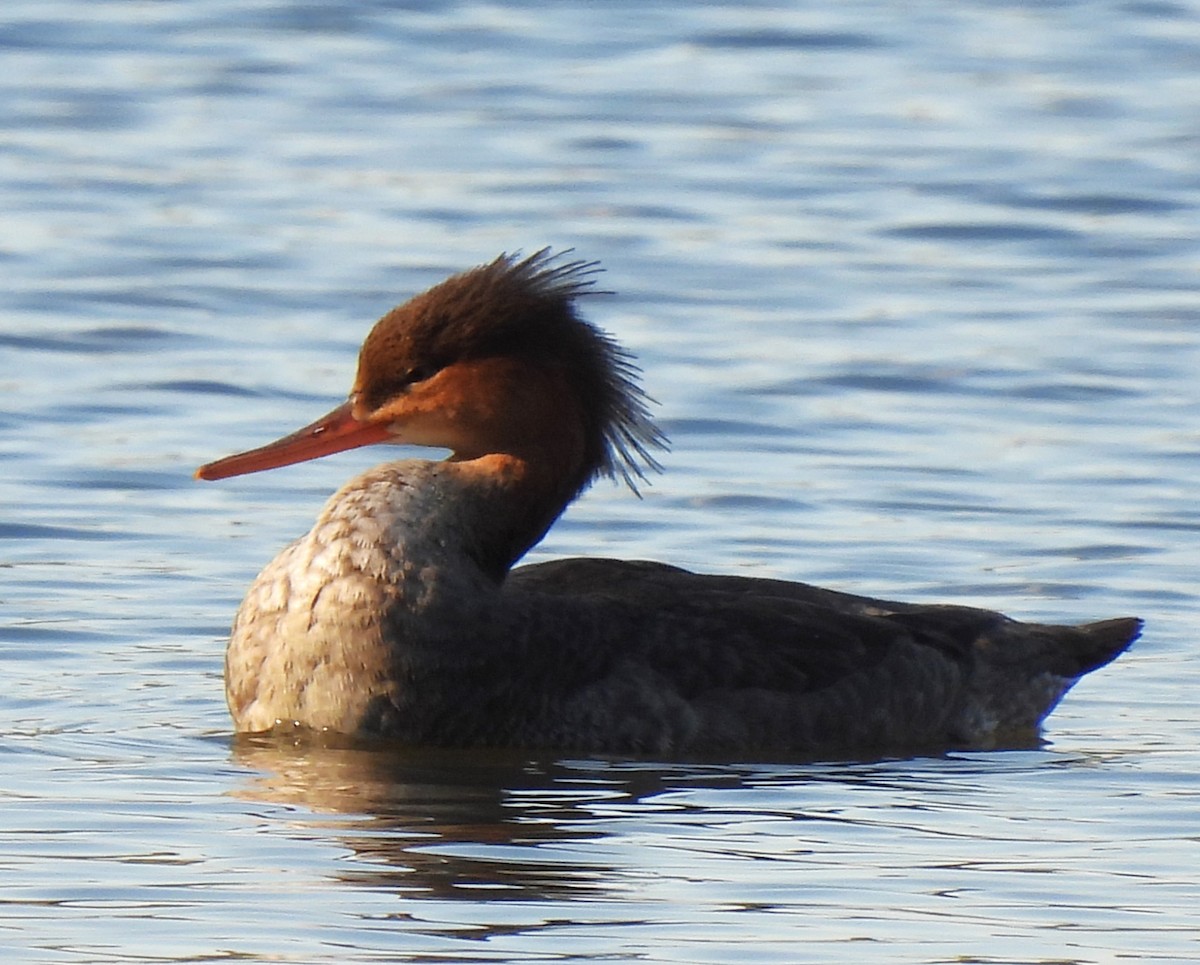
197, 250, 1139, 755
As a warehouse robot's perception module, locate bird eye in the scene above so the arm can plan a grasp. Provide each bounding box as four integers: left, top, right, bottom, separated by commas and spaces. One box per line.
360, 364, 442, 411
405, 364, 438, 384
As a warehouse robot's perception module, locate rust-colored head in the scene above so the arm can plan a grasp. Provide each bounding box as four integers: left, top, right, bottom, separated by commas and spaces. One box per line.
195, 250, 666, 494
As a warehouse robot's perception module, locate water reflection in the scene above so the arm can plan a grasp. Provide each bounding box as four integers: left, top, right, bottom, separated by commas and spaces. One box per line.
228, 733, 1078, 906
231, 734, 898, 902
231, 735, 653, 900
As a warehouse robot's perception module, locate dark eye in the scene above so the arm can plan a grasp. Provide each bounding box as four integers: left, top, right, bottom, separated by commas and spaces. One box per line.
360, 363, 443, 411
405, 363, 438, 384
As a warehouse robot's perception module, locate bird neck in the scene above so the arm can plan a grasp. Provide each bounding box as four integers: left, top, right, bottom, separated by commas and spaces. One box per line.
318, 451, 582, 590
445, 451, 584, 580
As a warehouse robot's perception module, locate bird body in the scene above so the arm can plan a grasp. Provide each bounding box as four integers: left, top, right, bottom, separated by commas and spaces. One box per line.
198, 252, 1139, 756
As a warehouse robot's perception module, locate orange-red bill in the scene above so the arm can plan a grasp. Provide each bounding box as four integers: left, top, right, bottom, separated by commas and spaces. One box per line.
195, 401, 393, 481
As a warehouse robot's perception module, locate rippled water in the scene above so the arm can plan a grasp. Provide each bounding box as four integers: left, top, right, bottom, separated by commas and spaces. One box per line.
2, 1, 1198, 962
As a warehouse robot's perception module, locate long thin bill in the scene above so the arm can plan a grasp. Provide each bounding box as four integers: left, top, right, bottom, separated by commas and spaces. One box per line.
195, 402, 392, 481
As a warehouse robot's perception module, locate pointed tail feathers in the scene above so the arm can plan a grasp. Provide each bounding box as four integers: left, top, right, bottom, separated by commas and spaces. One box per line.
1065, 617, 1142, 677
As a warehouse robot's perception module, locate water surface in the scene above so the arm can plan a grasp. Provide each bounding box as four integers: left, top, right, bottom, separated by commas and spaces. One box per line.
2, 1, 1198, 962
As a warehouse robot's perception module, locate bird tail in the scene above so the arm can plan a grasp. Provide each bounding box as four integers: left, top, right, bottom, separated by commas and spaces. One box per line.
1052, 616, 1142, 677
958, 615, 1141, 747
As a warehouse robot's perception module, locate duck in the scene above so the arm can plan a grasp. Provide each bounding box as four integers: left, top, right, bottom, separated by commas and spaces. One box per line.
196, 250, 1140, 756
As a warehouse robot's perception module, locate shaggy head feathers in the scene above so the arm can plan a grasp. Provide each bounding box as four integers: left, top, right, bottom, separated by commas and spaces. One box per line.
356, 250, 666, 491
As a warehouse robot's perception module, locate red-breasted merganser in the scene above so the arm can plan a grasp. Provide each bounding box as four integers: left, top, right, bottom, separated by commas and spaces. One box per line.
197, 250, 1139, 755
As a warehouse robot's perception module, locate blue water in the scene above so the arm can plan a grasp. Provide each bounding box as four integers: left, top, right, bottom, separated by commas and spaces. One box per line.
2, 1, 1198, 962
